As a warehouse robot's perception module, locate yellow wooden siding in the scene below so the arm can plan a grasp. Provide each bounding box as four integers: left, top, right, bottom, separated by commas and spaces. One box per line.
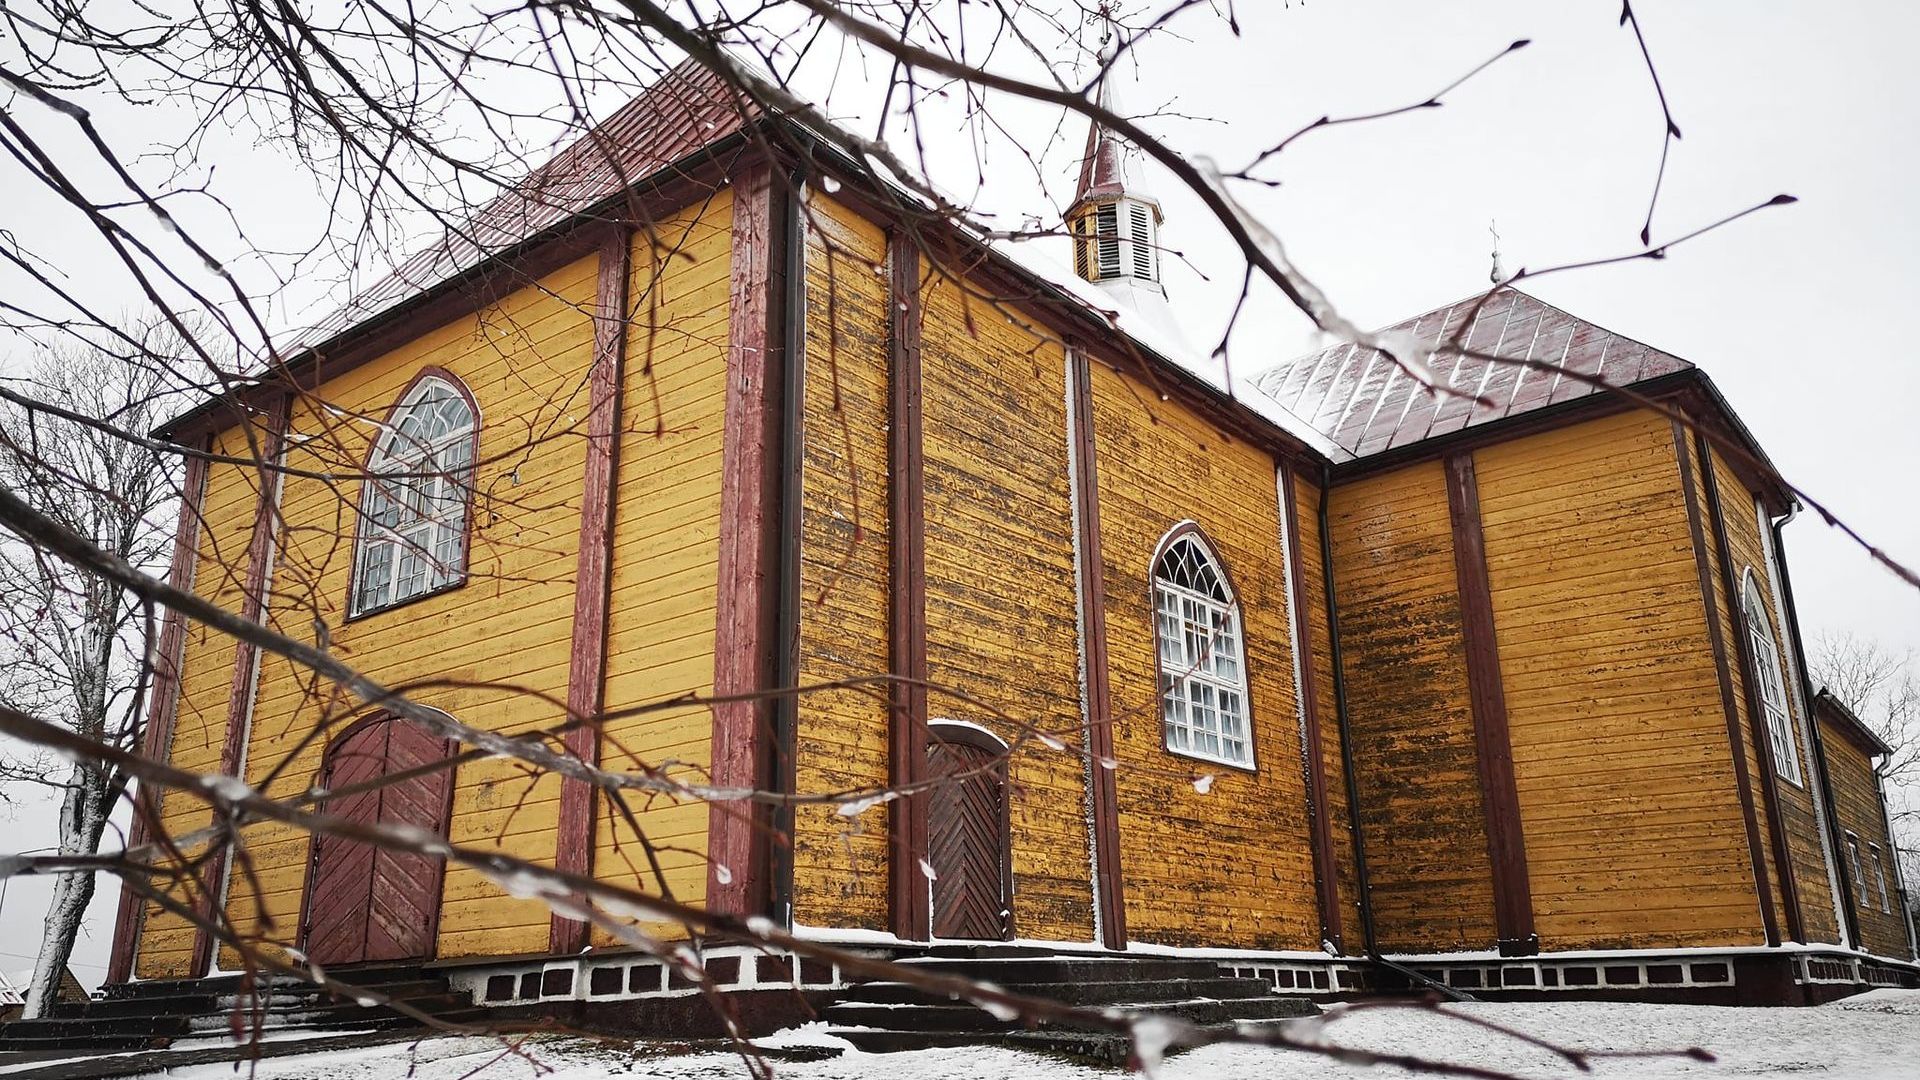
1687, 436, 1790, 943
178, 254, 602, 970
1708, 449, 1841, 944
1088, 363, 1319, 949
787, 195, 894, 932
1480, 410, 1761, 949
590, 190, 736, 939
1327, 461, 1496, 952
1290, 473, 1365, 945
1819, 720, 1911, 957
916, 268, 1089, 942
136, 421, 276, 977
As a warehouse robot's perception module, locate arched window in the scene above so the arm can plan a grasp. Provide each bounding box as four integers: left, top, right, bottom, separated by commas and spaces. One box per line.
350, 374, 477, 616
1741, 570, 1801, 786
1152, 528, 1254, 768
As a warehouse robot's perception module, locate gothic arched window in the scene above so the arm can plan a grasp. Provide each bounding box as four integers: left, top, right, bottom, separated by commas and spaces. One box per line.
1152, 527, 1254, 768
350, 373, 478, 616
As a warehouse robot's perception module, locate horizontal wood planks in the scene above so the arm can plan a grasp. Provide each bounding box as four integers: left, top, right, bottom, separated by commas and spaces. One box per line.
1086, 360, 1319, 950
1288, 472, 1365, 945
136, 419, 281, 977
108, 445, 209, 984
235, 253, 601, 966
1327, 461, 1497, 952
915, 260, 1087, 942
709, 166, 781, 918
1445, 451, 1535, 953
789, 195, 894, 933
592, 192, 735, 939
1681, 424, 1781, 946
1478, 410, 1762, 949
551, 223, 633, 954
1817, 716, 1911, 957
1707, 446, 1835, 945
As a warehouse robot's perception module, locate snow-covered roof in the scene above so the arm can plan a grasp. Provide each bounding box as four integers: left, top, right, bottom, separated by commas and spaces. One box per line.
1253, 288, 1697, 461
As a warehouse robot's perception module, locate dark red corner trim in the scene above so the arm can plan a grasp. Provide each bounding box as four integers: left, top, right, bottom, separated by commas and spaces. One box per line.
1067, 347, 1127, 949
886, 230, 932, 941
1443, 451, 1537, 955
708, 162, 783, 917
107, 443, 212, 985
191, 393, 293, 976
1695, 426, 1805, 943
1673, 420, 1780, 946
1278, 462, 1344, 953
550, 224, 634, 954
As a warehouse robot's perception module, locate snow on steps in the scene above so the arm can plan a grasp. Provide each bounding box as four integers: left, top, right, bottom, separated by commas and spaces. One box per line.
0, 965, 480, 1054
823, 954, 1317, 1064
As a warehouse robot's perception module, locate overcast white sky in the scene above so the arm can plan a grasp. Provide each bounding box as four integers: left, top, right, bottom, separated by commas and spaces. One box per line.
2, 1, 1916, 988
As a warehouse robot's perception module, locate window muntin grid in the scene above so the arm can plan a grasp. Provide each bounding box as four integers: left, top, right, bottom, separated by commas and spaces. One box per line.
1153, 533, 1253, 768
351, 376, 476, 616
1742, 574, 1801, 786
1869, 845, 1892, 913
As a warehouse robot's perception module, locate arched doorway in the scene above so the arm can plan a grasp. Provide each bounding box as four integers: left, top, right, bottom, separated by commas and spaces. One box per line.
300, 715, 455, 966
926, 721, 1012, 941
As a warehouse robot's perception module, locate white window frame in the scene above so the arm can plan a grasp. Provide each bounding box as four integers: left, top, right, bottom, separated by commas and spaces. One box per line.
1741, 570, 1802, 787
1152, 528, 1255, 770
350, 375, 477, 617
1846, 832, 1868, 908
1869, 844, 1893, 914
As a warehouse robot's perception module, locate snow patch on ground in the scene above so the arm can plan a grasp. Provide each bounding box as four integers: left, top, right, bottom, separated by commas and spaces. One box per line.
141, 994, 1920, 1080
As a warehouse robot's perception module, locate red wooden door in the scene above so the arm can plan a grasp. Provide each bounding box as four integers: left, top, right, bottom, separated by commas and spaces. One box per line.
927, 729, 1011, 940
303, 717, 453, 966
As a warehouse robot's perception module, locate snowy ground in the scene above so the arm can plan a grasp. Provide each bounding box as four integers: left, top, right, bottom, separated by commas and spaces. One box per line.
146, 992, 1920, 1080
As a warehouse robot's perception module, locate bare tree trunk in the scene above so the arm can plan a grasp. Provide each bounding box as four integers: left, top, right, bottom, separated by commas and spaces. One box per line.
22, 763, 111, 1019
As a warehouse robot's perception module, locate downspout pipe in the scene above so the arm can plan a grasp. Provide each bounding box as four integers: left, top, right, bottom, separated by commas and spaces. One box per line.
1771, 507, 1864, 951
1318, 464, 1471, 1002
771, 169, 807, 927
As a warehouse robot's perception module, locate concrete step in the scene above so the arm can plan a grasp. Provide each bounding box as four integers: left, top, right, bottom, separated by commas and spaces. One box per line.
51, 993, 221, 1019
830, 1028, 1133, 1064
0, 1015, 191, 1052
891, 955, 1221, 985
838, 976, 1275, 1008
211, 980, 452, 1013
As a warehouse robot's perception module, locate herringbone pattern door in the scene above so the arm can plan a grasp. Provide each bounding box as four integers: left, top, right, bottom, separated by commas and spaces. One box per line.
927, 735, 1011, 940
304, 717, 453, 965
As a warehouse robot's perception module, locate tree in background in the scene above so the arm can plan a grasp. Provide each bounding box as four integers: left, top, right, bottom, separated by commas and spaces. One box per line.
0, 340, 174, 1017
1809, 630, 1920, 926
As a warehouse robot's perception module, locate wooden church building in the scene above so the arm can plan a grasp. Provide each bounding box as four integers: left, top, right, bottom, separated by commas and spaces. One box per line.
111, 57, 1916, 1014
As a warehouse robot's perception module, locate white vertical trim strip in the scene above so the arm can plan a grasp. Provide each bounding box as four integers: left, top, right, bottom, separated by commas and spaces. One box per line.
1759, 502, 1851, 947
1062, 347, 1104, 946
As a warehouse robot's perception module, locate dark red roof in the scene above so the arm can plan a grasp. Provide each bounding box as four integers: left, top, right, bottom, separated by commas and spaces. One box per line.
287, 60, 757, 354
1255, 288, 1695, 459
1074, 112, 1129, 203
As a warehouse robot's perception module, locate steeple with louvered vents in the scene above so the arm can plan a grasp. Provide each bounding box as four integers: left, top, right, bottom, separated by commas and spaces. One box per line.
1067, 19, 1165, 297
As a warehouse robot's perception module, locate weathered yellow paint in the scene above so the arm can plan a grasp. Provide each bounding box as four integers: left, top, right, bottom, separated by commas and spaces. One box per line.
136, 419, 273, 978
1707, 444, 1841, 945
1480, 410, 1763, 949
1290, 472, 1365, 945
1327, 460, 1496, 952
789, 194, 893, 933
916, 268, 1089, 942
1089, 361, 1319, 949
205, 252, 602, 969
1819, 714, 1909, 957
